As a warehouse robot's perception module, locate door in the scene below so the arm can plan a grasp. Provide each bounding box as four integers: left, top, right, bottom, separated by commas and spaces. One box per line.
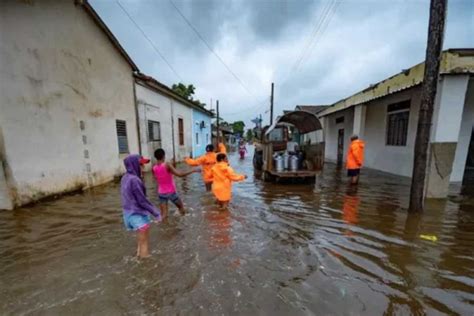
337, 129, 344, 167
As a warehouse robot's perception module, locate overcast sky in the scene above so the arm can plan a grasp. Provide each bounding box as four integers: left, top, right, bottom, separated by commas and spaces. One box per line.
91, 0, 473, 127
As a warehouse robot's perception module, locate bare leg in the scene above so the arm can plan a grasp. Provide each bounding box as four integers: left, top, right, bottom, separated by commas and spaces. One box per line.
137, 227, 150, 258
160, 203, 169, 222
351, 175, 359, 185
174, 199, 185, 216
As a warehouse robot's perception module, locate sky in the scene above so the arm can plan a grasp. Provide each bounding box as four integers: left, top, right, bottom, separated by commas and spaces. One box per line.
91, 0, 473, 128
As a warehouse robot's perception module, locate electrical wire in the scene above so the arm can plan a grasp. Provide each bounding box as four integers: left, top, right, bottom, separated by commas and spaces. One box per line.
116, 0, 183, 81
169, 0, 256, 98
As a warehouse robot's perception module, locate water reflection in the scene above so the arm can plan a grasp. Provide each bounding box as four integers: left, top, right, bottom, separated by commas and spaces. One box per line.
0, 147, 473, 315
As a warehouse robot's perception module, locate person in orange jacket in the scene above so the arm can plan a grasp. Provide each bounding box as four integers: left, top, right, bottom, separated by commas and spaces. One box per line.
346, 135, 365, 184
217, 142, 227, 154
185, 144, 217, 191
210, 153, 247, 208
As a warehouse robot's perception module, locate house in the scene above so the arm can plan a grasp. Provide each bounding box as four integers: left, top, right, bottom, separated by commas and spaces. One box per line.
192, 107, 213, 158
0, 0, 141, 209
317, 49, 474, 198
134, 73, 213, 167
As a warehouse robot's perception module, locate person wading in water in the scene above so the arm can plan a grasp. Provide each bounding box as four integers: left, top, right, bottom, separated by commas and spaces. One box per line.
185, 144, 217, 191
346, 135, 365, 185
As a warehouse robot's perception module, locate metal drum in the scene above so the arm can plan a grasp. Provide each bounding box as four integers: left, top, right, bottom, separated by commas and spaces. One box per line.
274, 155, 284, 172
283, 152, 290, 170
290, 155, 299, 171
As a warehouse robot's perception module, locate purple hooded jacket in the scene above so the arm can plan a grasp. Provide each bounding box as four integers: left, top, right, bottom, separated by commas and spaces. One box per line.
121, 155, 161, 219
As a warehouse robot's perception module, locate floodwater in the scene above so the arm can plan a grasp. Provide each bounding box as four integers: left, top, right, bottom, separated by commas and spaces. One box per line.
1, 147, 473, 315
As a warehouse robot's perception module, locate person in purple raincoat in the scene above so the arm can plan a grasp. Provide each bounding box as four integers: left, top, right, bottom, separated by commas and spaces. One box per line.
121, 154, 161, 258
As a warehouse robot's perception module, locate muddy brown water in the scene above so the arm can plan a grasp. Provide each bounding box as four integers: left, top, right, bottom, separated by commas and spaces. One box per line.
1, 147, 473, 315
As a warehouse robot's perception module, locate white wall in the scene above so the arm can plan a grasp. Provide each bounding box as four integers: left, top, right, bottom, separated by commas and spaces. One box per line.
451, 78, 474, 181
0, 1, 138, 208
323, 108, 354, 162
171, 100, 193, 161
362, 87, 421, 177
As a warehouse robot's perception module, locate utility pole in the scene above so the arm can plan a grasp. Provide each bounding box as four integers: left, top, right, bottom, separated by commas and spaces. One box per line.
270, 82, 274, 125
216, 100, 220, 146
409, 0, 447, 212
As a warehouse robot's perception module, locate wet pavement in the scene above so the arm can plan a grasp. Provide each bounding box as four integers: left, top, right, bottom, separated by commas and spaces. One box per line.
1, 146, 473, 315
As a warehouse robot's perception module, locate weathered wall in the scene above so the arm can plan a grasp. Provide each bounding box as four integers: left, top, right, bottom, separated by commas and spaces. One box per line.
0, 1, 138, 208
172, 100, 193, 161
450, 78, 474, 182
362, 87, 421, 177
135, 83, 173, 171
192, 110, 212, 157
323, 107, 354, 163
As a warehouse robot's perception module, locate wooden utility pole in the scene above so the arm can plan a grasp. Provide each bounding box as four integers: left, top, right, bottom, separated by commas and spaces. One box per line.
216, 100, 220, 146
409, 0, 447, 212
270, 82, 274, 125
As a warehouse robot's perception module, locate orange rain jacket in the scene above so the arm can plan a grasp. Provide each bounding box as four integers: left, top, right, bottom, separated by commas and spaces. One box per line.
217, 143, 227, 154
210, 162, 245, 202
346, 139, 365, 170
185, 152, 217, 184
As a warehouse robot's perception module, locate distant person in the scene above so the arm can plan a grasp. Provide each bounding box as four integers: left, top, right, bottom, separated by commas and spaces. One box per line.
121, 155, 161, 258
217, 141, 227, 154
286, 137, 298, 154
185, 144, 217, 191
238, 141, 247, 159
152, 148, 200, 220
346, 135, 365, 184
210, 153, 247, 208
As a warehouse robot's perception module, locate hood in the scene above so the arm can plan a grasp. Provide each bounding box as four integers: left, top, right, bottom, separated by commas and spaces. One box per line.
124, 154, 141, 177
352, 139, 365, 149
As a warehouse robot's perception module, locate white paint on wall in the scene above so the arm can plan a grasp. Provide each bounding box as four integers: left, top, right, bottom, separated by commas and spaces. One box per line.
451, 78, 474, 182
0, 2, 139, 207
323, 108, 354, 163
353, 104, 367, 137
172, 100, 193, 161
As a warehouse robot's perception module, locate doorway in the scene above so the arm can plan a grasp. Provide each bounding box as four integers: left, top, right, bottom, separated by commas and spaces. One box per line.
337, 129, 344, 167
462, 127, 474, 187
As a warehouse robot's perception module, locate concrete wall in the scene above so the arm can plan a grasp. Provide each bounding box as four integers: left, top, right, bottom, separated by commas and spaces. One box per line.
323, 108, 354, 163
192, 109, 212, 157
172, 100, 193, 161
450, 77, 474, 182
0, 1, 139, 208
363, 87, 421, 177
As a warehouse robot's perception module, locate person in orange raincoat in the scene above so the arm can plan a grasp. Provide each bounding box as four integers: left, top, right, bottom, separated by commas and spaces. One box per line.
217, 142, 227, 154
210, 153, 247, 207
346, 135, 365, 184
185, 144, 217, 191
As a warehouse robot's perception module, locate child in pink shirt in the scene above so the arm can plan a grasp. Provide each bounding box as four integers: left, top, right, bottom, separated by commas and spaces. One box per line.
152, 148, 199, 220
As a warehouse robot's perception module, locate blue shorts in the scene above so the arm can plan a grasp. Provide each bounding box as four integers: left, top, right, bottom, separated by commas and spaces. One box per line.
158, 192, 180, 205
123, 212, 151, 231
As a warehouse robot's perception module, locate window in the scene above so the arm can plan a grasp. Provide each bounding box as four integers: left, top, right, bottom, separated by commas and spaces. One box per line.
386, 100, 410, 146
148, 120, 161, 141
336, 116, 344, 124
195, 132, 200, 145
206, 133, 209, 144
268, 128, 284, 141
115, 120, 129, 153
178, 118, 184, 145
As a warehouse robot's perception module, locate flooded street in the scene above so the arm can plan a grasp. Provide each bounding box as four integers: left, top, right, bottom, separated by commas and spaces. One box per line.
1, 147, 473, 315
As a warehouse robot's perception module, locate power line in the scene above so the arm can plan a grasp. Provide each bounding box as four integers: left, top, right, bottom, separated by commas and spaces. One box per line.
169, 0, 255, 97
116, 0, 183, 81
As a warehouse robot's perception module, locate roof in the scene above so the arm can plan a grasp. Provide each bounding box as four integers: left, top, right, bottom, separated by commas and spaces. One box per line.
266, 110, 323, 135
294, 105, 329, 115
318, 49, 474, 117
134, 73, 214, 117
79, 0, 139, 72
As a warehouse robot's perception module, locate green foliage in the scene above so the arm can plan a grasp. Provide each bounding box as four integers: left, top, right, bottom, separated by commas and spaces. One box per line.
231, 121, 245, 135
171, 82, 205, 107
246, 129, 253, 141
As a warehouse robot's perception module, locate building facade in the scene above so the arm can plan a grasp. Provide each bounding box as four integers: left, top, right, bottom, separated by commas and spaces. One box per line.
192, 109, 212, 158
0, 0, 140, 209
318, 49, 474, 198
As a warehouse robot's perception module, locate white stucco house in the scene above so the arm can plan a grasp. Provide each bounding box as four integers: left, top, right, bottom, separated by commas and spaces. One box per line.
318, 49, 474, 198
134, 74, 213, 169
0, 0, 141, 209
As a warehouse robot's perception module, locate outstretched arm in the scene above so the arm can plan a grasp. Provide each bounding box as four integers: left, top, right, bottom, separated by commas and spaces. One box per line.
226, 166, 246, 182
185, 156, 203, 166
167, 163, 199, 178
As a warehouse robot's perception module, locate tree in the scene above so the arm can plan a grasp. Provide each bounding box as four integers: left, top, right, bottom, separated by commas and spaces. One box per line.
231, 121, 245, 136
246, 129, 253, 141
171, 82, 205, 107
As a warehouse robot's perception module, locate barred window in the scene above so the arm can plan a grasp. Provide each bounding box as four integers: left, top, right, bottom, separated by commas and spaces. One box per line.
178, 118, 184, 145
116, 120, 129, 153
148, 120, 161, 141
386, 100, 410, 146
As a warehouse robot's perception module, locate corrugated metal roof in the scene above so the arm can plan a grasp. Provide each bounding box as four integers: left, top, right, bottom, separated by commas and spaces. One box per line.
295, 105, 329, 115
266, 110, 323, 135
318, 49, 474, 117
